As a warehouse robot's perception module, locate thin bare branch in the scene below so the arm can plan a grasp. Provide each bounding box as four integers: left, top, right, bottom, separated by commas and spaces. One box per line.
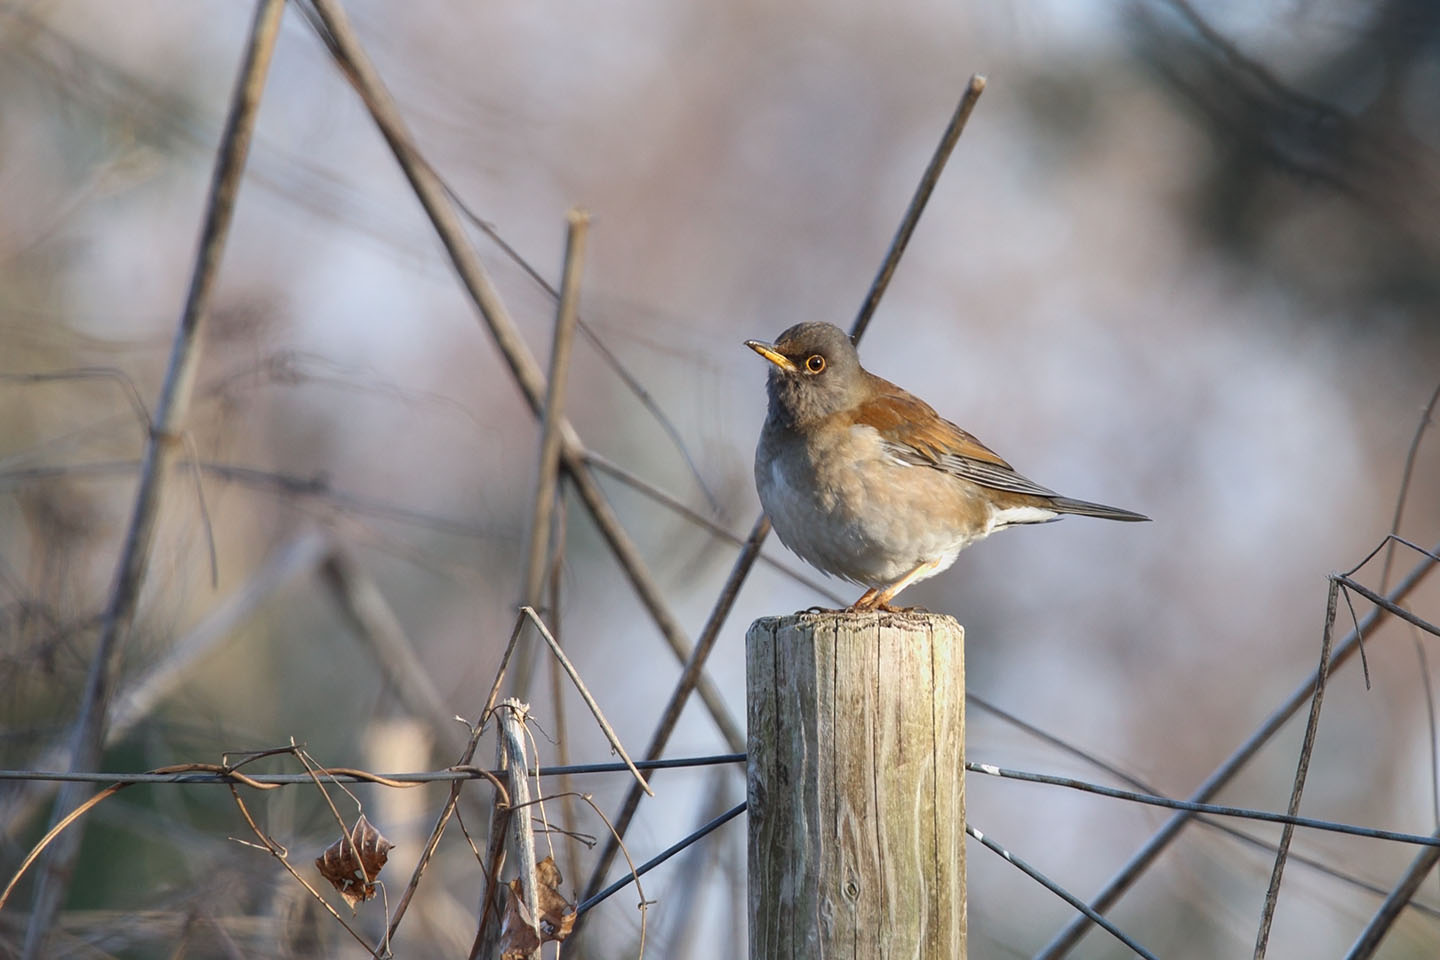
178, 430, 220, 588
582, 449, 846, 601
473, 763, 512, 959
301, 0, 743, 752
4, 757, 291, 915
1036, 537, 1440, 958
23, 3, 286, 954
227, 782, 381, 957
0, 535, 330, 831
320, 550, 466, 752
520, 606, 652, 796
439, 183, 723, 516
384, 717, 500, 944
481, 611, 533, 728
577, 801, 746, 916
0, 367, 151, 434
1157, 0, 1341, 120
567, 465, 746, 749
1379, 380, 1440, 591
581, 514, 767, 901
1343, 827, 1440, 959
971, 694, 1440, 918
1345, 375, 1440, 960
512, 210, 588, 701
0, 459, 504, 540
291, 742, 369, 858
0, 783, 128, 912
657, 768, 737, 957
548, 792, 652, 959
545, 494, 583, 886
581, 74, 989, 905
850, 73, 986, 343
1335, 575, 1440, 639
1253, 581, 1339, 958
0, 752, 743, 786
523, 210, 588, 610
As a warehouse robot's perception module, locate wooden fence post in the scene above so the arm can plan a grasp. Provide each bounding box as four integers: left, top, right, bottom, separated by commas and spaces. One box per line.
747, 611, 966, 958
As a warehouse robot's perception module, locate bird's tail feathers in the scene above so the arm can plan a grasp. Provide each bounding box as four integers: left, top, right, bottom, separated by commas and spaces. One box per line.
1048, 497, 1150, 522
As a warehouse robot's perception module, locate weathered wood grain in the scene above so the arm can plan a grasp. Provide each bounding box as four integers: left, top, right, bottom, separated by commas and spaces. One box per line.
748, 611, 966, 958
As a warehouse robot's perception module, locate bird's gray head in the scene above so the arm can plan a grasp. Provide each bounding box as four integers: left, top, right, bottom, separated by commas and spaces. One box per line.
745, 322, 868, 429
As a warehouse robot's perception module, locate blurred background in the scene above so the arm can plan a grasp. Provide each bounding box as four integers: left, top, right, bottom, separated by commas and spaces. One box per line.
2, 0, 1439, 956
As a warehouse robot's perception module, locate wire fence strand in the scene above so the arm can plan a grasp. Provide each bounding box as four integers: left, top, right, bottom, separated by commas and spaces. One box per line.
1036, 538, 1440, 958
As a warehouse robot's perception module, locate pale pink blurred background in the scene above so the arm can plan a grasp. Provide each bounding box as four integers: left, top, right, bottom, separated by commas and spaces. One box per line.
2, 0, 1438, 956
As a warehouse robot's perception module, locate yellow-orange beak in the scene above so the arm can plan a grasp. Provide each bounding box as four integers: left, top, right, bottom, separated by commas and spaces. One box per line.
745, 339, 798, 374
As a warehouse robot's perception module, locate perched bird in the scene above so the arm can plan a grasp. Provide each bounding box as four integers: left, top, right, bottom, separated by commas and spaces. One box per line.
747, 321, 1149, 611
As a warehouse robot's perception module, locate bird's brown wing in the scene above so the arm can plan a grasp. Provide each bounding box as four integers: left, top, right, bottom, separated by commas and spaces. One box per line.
853, 389, 1060, 498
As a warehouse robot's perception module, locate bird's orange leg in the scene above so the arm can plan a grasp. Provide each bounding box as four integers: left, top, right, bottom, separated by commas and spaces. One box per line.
849, 559, 942, 612
849, 587, 881, 610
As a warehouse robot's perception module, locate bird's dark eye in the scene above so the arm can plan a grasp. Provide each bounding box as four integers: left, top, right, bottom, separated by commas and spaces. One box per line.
805, 354, 826, 374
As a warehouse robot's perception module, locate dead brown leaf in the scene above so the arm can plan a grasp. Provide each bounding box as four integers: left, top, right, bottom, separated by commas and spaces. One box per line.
315, 814, 394, 909
498, 855, 576, 959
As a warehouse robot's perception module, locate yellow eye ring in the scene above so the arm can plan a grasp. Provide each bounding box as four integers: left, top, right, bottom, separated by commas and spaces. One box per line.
805, 354, 826, 374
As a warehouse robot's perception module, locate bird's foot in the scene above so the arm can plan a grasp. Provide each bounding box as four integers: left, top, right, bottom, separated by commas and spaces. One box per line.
842, 601, 926, 614
876, 603, 928, 614
847, 593, 928, 615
